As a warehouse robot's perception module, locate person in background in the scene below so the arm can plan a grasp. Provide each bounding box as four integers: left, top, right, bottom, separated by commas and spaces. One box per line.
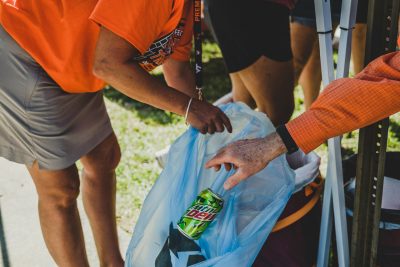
0, 0, 231, 266
204, 0, 296, 126
206, 48, 400, 190
291, 0, 368, 109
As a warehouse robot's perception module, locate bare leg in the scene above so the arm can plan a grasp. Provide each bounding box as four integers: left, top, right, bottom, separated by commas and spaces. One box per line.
290, 22, 318, 85
236, 56, 294, 126
351, 23, 367, 74
27, 162, 89, 267
290, 21, 322, 109
299, 41, 322, 109
230, 73, 256, 109
80, 133, 124, 267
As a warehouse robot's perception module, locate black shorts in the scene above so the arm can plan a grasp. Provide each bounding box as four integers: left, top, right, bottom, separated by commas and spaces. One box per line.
204, 0, 292, 73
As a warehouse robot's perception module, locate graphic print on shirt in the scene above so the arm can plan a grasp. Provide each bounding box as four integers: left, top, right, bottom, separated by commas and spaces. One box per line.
1, 0, 18, 9
133, 18, 186, 72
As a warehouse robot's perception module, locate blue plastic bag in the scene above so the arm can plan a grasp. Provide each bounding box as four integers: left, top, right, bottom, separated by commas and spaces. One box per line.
125, 103, 295, 267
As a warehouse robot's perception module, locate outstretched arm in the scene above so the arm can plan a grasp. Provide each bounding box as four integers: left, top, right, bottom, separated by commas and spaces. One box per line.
207, 52, 400, 189
287, 52, 400, 152
205, 133, 287, 190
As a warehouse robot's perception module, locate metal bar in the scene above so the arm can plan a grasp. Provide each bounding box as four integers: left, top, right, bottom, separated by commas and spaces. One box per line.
328, 1, 360, 266
351, 119, 389, 267
336, 0, 359, 78
315, 0, 359, 265
314, 0, 335, 87
314, 1, 335, 266
317, 166, 333, 267
329, 137, 349, 267
371, 119, 390, 264
350, 0, 399, 266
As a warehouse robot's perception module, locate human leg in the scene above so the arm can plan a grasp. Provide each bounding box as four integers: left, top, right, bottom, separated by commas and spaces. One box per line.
290, 21, 318, 85
27, 162, 89, 267
236, 56, 294, 125
299, 40, 322, 109
290, 19, 323, 109
80, 133, 124, 267
351, 23, 367, 74
230, 73, 256, 109
206, 0, 294, 125
0, 21, 118, 266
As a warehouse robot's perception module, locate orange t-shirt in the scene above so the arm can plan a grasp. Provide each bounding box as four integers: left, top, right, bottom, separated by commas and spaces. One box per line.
0, 0, 193, 93
90, 0, 193, 72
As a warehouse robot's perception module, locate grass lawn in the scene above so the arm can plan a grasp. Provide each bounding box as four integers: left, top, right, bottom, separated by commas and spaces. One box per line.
103, 39, 400, 234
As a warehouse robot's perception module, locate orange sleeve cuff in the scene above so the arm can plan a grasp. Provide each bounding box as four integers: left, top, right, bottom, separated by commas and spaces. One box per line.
286, 111, 325, 154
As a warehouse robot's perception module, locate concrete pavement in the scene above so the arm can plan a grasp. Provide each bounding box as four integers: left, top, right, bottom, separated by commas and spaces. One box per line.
0, 158, 131, 267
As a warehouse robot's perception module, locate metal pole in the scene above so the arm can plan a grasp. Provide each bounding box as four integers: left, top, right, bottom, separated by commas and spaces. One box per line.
315, 0, 359, 265
314, 2, 335, 266
350, 0, 399, 266
329, 1, 359, 266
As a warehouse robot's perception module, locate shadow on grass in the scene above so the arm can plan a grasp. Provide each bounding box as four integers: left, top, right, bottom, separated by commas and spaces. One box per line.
103, 57, 231, 125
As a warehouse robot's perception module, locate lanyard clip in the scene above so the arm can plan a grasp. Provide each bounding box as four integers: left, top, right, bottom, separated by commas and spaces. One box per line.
196, 86, 203, 101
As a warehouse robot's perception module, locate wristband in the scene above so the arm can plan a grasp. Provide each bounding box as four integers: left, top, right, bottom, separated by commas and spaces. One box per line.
276, 125, 299, 154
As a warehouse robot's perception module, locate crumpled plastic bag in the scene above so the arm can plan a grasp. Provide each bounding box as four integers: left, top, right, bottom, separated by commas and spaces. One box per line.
125, 103, 295, 267
286, 150, 321, 193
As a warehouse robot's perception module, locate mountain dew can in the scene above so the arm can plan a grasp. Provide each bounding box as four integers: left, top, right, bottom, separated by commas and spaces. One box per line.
177, 188, 224, 240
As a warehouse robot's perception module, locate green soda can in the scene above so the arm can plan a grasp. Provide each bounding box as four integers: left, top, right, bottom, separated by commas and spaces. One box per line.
177, 188, 224, 240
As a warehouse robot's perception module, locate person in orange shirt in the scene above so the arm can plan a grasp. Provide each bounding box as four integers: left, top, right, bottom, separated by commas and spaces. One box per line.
0, 0, 231, 266
206, 49, 400, 190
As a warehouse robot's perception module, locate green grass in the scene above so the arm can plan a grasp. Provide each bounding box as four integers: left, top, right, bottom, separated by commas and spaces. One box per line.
104, 39, 400, 233
105, 97, 186, 231
105, 39, 232, 232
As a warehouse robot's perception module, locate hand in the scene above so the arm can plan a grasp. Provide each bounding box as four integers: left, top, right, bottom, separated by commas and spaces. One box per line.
186, 99, 233, 134
205, 132, 287, 190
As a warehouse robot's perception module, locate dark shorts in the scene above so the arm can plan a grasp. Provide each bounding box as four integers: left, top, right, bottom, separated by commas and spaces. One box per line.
291, 0, 368, 28
204, 0, 292, 73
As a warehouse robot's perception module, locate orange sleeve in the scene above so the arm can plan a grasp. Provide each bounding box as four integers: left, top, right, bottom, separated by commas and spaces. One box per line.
286, 52, 400, 153
170, 2, 194, 62
89, 0, 171, 54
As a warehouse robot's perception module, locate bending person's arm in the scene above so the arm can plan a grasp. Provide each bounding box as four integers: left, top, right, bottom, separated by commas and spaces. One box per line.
93, 27, 232, 134
162, 58, 196, 98
206, 51, 400, 190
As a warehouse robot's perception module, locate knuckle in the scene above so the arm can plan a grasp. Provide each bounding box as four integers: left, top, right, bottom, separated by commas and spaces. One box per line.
230, 177, 239, 186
